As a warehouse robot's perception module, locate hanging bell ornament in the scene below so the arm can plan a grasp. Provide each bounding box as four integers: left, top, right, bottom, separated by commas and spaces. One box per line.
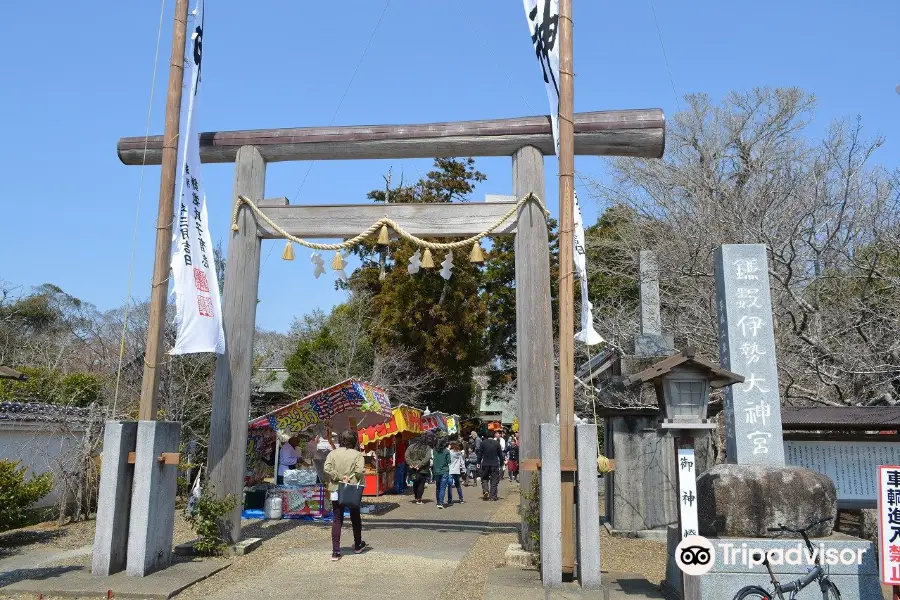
469, 242, 485, 263
377, 224, 390, 246
331, 252, 346, 270
421, 248, 435, 268
282, 241, 295, 261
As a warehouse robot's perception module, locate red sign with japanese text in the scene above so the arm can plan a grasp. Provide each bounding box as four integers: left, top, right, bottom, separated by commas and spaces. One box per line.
877, 465, 900, 584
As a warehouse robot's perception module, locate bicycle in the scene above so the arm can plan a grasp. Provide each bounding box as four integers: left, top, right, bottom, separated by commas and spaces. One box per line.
732, 517, 841, 600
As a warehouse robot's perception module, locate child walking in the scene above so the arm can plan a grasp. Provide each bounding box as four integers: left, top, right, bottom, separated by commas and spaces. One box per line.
448, 442, 465, 503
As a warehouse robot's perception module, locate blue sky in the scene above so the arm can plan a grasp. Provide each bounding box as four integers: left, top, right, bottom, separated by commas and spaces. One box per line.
1, 1, 898, 333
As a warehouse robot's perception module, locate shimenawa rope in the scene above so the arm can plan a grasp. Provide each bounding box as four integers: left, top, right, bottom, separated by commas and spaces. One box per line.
230, 193, 550, 260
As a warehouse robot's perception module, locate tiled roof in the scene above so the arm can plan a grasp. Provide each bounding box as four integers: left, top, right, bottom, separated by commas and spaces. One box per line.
781, 407, 900, 430
0, 402, 94, 424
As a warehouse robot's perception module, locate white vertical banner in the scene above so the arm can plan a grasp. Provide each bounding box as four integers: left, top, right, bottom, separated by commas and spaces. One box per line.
523, 0, 561, 154
877, 465, 900, 585
523, 0, 602, 346
573, 191, 603, 345
677, 448, 699, 539
170, 0, 225, 355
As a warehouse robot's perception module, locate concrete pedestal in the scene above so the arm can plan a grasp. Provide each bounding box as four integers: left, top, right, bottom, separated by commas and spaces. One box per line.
91, 421, 138, 576
540, 423, 562, 587
664, 526, 881, 600
126, 421, 181, 577
575, 424, 601, 589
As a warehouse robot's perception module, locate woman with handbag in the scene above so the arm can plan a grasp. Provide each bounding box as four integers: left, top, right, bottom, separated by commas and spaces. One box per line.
323, 430, 366, 561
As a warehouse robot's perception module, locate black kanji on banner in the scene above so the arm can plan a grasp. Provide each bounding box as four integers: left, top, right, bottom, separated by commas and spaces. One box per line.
528, 2, 559, 95
191, 5, 203, 93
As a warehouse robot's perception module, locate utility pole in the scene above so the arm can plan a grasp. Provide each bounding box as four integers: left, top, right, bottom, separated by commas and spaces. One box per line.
557, 0, 577, 578
138, 0, 190, 420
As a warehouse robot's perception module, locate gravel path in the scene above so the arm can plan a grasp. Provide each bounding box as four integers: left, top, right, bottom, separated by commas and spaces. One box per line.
176, 481, 517, 600
599, 527, 667, 587
439, 485, 521, 600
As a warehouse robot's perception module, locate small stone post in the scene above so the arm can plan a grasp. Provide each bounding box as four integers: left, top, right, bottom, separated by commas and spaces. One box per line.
539, 423, 562, 587
126, 421, 181, 576
575, 423, 601, 588
91, 421, 138, 576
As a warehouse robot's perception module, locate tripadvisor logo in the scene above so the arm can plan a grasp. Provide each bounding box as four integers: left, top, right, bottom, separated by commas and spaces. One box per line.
675, 535, 867, 576
676, 536, 715, 576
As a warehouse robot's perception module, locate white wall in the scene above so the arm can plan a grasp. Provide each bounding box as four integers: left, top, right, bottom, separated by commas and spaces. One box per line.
0, 422, 86, 508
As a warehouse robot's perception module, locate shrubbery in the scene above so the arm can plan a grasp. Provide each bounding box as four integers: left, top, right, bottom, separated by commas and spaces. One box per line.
0, 459, 53, 531
0, 366, 103, 407
184, 483, 236, 556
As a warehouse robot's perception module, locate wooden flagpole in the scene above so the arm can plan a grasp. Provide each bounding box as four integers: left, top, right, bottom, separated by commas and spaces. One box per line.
557, 0, 577, 577
138, 0, 190, 420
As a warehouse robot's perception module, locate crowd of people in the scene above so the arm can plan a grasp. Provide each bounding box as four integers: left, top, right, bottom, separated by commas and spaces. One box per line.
406, 429, 520, 507
273, 425, 521, 560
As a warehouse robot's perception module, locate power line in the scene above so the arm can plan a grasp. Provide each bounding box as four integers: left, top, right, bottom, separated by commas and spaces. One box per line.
112, 0, 168, 417
648, 0, 682, 111
262, 0, 393, 273
289, 0, 393, 204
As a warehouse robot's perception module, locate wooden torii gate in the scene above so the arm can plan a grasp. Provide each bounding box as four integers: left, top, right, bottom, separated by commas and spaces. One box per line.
119, 108, 665, 544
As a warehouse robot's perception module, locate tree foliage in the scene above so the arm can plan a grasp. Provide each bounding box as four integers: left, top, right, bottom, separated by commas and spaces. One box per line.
283, 293, 434, 407
337, 158, 541, 415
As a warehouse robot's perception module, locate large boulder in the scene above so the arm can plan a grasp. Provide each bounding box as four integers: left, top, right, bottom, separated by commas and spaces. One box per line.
697, 464, 836, 538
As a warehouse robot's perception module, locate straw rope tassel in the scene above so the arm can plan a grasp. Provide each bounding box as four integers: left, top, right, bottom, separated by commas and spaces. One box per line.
331, 252, 346, 270
377, 224, 390, 245
469, 242, 484, 263
421, 248, 434, 268
282, 241, 295, 261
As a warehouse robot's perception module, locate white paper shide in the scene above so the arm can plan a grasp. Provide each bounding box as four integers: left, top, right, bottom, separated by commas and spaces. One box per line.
170, 0, 225, 355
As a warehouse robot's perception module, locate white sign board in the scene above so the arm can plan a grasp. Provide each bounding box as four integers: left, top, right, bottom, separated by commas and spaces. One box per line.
677, 448, 699, 539
876, 465, 900, 585
786, 440, 900, 504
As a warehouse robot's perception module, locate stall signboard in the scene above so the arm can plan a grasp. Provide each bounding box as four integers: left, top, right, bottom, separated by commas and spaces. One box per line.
422, 412, 447, 432
245, 429, 275, 485
249, 379, 391, 433
446, 415, 457, 435
358, 405, 424, 447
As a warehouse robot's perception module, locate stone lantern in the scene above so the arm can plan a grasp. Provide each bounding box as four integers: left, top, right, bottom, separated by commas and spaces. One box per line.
626, 346, 743, 430
626, 345, 746, 587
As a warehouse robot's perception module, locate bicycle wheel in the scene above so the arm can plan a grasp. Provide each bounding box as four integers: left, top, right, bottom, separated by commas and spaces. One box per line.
821, 579, 841, 600
732, 585, 772, 600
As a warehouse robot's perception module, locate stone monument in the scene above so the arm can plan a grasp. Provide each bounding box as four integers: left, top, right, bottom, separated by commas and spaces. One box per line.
634, 250, 675, 357
663, 244, 879, 600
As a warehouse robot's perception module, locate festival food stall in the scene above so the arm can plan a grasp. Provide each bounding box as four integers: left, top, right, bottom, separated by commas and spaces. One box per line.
246, 379, 392, 517
357, 405, 424, 496
420, 411, 460, 435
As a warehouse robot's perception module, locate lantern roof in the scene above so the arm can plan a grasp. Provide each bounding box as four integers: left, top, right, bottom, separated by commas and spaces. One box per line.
625, 346, 745, 389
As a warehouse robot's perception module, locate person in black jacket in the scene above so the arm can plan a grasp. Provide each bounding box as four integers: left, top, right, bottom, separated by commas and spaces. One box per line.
476, 435, 503, 500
